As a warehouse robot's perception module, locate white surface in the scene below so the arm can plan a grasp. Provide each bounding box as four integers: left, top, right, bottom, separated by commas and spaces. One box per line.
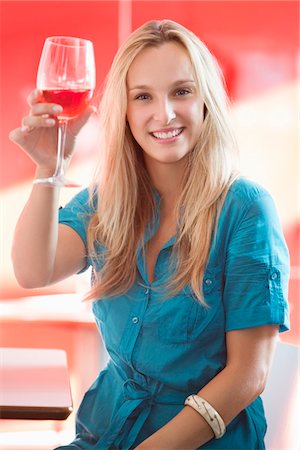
0, 429, 75, 449
0, 348, 72, 408
262, 341, 300, 449
0, 294, 94, 323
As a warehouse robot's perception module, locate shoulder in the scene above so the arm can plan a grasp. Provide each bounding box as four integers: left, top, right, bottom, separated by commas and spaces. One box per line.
226, 177, 271, 207
58, 188, 98, 250
222, 177, 277, 221
60, 187, 97, 214
216, 177, 283, 241
59, 188, 98, 231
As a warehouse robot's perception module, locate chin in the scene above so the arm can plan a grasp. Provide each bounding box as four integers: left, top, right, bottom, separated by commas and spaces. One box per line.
142, 145, 191, 166
154, 154, 188, 165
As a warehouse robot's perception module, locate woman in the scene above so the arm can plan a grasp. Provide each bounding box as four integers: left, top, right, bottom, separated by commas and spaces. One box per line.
10, 20, 289, 449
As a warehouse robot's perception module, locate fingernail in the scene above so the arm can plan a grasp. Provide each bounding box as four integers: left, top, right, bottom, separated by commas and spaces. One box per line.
52, 105, 63, 113
45, 118, 56, 125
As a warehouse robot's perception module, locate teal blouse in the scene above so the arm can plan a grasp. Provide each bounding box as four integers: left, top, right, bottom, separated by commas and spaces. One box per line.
57, 178, 290, 450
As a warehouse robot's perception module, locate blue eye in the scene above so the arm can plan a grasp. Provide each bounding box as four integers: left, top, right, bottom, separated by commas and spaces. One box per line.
135, 93, 150, 101
175, 89, 191, 96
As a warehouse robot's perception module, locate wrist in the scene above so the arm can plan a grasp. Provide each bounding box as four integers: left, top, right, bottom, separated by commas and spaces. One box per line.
184, 395, 226, 439
34, 166, 56, 179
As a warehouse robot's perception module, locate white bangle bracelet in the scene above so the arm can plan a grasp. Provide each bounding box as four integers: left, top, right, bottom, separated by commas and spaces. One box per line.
184, 395, 226, 439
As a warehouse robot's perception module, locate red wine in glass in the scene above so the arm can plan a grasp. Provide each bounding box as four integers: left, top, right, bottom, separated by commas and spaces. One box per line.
34, 36, 96, 187
42, 89, 93, 120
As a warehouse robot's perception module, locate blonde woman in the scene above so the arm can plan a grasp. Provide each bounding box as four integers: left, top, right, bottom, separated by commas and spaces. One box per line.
10, 20, 289, 450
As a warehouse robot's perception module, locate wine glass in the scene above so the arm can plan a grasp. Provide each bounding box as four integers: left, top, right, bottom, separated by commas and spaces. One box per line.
34, 36, 96, 187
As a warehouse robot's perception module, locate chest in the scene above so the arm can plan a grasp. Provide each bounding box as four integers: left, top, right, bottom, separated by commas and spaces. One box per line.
145, 219, 176, 283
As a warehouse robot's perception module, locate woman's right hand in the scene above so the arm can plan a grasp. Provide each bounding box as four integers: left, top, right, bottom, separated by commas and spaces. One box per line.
9, 89, 95, 173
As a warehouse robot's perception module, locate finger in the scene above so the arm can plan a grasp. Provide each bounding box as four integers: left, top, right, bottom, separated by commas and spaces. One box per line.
21, 125, 35, 133
27, 89, 43, 106
71, 105, 97, 131
9, 113, 57, 145
30, 103, 63, 117
22, 114, 56, 130
9, 126, 33, 145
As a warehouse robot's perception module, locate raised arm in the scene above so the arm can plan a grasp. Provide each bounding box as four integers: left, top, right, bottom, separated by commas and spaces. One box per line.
10, 90, 93, 288
11, 185, 86, 288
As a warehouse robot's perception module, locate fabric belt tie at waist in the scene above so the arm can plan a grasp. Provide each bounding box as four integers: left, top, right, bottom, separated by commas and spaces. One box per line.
123, 378, 187, 405
94, 378, 186, 450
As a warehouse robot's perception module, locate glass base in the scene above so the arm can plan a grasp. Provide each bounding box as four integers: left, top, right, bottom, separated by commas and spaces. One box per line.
33, 175, 81, 188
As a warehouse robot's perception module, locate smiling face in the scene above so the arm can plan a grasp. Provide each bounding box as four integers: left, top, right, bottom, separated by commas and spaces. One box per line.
126, 42, 205, 171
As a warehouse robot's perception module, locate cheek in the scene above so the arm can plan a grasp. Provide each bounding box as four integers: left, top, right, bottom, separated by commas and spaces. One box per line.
127, 107, 146, 134
126, 107, 133, 130
189, 102, 204, 123
126, 112, 148, 148
187, 105, 204, 140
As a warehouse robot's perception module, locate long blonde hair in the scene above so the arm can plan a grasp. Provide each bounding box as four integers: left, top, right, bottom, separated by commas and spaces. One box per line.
86, 19, 239, 303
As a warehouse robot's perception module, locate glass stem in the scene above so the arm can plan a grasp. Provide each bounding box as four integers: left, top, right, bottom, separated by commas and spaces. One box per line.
53, 119, 68, 178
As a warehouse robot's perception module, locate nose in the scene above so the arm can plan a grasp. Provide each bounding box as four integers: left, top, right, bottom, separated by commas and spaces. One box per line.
153, 98, 176, 125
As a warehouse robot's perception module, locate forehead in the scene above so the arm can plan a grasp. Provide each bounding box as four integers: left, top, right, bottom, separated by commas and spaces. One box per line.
127, 42, 195, 87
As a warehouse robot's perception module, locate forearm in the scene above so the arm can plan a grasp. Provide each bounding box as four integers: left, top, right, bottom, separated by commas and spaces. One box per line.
12, 167, 61, 288
137, 326, 277, 450
136, 364, 263, 449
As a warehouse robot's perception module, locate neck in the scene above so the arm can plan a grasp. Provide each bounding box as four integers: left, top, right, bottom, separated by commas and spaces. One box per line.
144, 157, 187, 214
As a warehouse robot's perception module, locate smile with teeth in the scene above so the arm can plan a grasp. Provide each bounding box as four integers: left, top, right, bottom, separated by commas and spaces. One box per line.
151, 128, 184, 140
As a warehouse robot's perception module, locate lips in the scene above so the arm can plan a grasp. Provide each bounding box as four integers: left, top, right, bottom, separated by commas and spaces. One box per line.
150, 127, 184, 140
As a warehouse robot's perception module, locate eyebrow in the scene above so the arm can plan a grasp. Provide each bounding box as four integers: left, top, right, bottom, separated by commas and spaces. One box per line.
128, 79, 196, 91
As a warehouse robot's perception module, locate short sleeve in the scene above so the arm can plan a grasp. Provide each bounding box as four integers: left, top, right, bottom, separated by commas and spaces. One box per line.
58, 188, 95, 272
224, 190, 290, 333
